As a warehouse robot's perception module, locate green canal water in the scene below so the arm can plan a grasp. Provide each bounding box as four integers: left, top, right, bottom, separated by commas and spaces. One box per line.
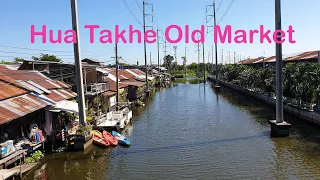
25, 79, 320, 180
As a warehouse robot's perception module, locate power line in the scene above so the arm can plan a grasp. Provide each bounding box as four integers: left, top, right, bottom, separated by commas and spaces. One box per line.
216, 0, 223, 12
0, 44, 114, 56
122, 0, 143, 27
134, 0, 143, 11
218, 0, 236, 24
0, 50, 74, 57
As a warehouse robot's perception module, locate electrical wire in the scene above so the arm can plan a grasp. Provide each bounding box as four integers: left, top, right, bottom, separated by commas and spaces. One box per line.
134, 0, 143, 11
216, 0, 224, 12
218, 0, 235, 24
121, 0, 143, 27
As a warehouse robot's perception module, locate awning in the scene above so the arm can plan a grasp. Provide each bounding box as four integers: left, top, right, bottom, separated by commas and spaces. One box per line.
96, 68, 109, 75
45, 100, 79, 113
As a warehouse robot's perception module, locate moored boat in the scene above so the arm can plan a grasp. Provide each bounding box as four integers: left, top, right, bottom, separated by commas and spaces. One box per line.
93, 135, 110, 147
111, 131, 130, 146
92, 130, 103, 138
103, 131, 118, 146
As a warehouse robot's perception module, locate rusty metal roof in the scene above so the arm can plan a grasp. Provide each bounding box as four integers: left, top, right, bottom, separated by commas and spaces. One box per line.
0, 94, 51, 125
104, 91, 116, 97
241, 50, 319, 64
121, 80, 145, 87
45, 89, 76, 102
0, 81, 27, 101
0, 67, 77, 125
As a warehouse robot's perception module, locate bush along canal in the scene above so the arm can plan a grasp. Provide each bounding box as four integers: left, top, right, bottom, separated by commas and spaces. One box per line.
24, 79, 320, 180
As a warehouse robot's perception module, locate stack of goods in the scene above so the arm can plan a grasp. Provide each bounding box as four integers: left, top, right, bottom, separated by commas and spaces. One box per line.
29, 124, 45, 144
0, 140, 16, 159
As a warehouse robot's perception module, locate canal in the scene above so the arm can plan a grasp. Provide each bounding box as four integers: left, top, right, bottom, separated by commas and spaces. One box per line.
25, 79, 320, 180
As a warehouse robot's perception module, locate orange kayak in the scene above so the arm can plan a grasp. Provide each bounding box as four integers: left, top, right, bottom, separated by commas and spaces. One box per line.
93, 135, 110, 147
103, 131, 118, 146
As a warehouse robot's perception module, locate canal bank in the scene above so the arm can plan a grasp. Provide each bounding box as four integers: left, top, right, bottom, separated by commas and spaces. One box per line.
207, 76, 320, 126
24, 79, 320, 179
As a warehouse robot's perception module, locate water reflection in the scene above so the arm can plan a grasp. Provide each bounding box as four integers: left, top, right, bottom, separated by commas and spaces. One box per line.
26, 80, 320, 180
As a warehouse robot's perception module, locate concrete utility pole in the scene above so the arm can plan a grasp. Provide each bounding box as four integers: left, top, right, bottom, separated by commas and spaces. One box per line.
173, 46, 177, 70
115, 43, 119, 110
143, 0, 153, 92
212, 44, 214, 72
213, 1, 219, 88
143, 0, 149, 92
163, 40, 169, 70
263, 52, 266, 69
202, 43, 206, 83
234, 52, 236, 64
157, 28, 160, 72
196, 39, 200, 77
275, 0, 283, 124
70, 0, 86, 125
221, 49, 224, 65
184, 45, 187, 77
228, 51, 231, 64
150, 52, 153, 76
269, 0, 291, 137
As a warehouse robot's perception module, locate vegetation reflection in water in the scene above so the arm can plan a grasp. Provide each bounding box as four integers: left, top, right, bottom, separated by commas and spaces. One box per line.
25, 79, 320, 180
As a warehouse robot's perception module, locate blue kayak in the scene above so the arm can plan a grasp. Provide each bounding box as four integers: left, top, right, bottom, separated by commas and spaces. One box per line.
112, 131, 130, 146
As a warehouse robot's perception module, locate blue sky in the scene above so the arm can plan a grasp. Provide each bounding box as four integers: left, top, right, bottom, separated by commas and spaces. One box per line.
0, 0, 319, 65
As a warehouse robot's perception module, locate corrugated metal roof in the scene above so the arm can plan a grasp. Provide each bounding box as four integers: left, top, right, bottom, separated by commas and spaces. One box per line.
242, 50, 319, 64
45, 89, 76, 102
0, 67, 78, 125
104, 91, 116, 97
121, 80, 145, 87
0, 81, 27, 101
0, 94, 49, 125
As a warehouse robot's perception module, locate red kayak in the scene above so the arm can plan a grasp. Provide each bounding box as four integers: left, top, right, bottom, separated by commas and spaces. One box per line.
103, 131, 118, 146
93, 135, 110, 147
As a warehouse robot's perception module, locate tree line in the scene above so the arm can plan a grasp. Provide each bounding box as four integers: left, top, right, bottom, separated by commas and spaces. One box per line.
216, 63, 320, 104
0, 53, 62, 64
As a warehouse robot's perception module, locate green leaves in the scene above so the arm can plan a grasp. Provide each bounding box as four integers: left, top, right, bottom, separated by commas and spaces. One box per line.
218, 62, 320, 104
26, 150, 44, 164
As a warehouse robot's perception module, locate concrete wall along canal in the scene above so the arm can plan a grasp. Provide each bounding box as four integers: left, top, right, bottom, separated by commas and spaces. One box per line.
208, 77, 320, 125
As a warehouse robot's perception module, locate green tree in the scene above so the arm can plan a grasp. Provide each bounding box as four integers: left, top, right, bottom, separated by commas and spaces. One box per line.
119, 62, 128, 66
14, 57, 25, 63
32, 53, 61, 62
163, 55, 174, 69
187, 62, 198, 72
0, 60, 13, 65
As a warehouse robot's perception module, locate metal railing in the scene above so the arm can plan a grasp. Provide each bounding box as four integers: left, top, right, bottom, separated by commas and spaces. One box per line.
85, 82, 110, 94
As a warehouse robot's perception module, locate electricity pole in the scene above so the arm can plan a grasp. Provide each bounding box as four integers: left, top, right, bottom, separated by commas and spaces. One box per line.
163, 40, 169, 70
150, 52, 153, 76
115, 43, 119, 110
202, 43, 206, 83
157, 28, 161, 72
234, 52, 236, 64
275, 0, 283, 123
221, 49, 224, 65
184, 45, 187, 77
195, 38, 200, 78
173, 46, 177, 70
212, 44, 214, 72
70, 0, 86, 125
143, 0, 153, 93
269, 0, 291, 137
